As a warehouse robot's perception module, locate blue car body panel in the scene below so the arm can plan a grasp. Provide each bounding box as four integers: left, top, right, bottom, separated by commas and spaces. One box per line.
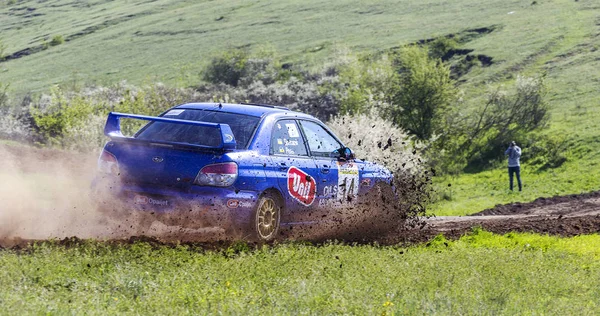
93, 103, 392, 229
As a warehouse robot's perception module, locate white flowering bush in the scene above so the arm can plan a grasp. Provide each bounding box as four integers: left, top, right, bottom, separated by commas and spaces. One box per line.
328, 110, 421, 172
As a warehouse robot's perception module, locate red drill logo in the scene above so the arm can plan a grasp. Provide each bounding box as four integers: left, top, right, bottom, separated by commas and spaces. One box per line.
287, 166, 316, 206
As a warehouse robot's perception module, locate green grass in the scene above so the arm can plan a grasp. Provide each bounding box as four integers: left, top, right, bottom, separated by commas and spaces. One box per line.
1, 231, 600, 314
1, 0, 600, 215
432, 158, 600, 216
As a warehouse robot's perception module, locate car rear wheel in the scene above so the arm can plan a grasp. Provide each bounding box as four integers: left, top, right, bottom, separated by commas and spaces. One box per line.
251, 193, 282, 242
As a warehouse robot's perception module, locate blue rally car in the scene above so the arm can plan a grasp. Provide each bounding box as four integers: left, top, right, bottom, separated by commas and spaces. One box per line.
93, 103, 392, 241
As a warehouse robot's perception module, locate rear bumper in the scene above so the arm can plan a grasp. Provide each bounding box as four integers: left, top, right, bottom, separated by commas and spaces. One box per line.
92, 176, 258, 228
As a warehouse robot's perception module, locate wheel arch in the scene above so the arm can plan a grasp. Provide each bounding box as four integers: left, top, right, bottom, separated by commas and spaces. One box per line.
260, 187, 285, 207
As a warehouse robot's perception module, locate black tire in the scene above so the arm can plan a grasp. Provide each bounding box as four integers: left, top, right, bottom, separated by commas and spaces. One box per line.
249, 192, 282, 242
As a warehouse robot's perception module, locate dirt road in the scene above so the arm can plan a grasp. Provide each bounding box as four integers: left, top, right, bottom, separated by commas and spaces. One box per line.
393, 192, 600, 243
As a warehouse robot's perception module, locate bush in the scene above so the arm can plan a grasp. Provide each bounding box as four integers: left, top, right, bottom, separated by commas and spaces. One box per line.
30, 87, 95, 145
26, 82, 203, 148
328, 110, 419, 172
523, 134, 568, 170
461, 75, 549, 169
427, 37, 459, 60
202, 49, 249, 86
336, 53, 397, 115
202, 48, 283, 87
0, 83, 32, 141
49, 35, 64, 47
388, 46, 457, 140
50, 35, 65, 46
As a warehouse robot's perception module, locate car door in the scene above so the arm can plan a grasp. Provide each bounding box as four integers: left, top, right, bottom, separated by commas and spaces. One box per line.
298, 120, 363, 209
268, 119, 320, 223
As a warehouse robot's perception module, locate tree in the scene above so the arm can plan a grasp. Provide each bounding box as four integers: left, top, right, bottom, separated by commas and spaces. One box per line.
430, 75, 550, 172
389, 46, 457, 140
461, 75, 548, 166
336, 54, 397, 115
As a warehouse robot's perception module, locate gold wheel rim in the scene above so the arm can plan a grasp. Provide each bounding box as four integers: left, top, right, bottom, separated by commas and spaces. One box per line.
256, 198, 279, 240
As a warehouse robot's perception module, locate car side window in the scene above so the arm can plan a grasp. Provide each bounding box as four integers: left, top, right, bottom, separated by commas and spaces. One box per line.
270, 120, 308, 156
299, 120, 342, 157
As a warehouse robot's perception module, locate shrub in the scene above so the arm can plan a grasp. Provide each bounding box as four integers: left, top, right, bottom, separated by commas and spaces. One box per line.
523, 134, 568, 170
49, 35, 64, 47
30, 87, 96, 145
27, 82, 203, 148
202, 49, 249, 86
0, 83, 32, 141
327, 110, 420, 173
388, 45, 457, 140
461, 75, 549, 168
427, 36, 459, 60
336, 53, 397, 115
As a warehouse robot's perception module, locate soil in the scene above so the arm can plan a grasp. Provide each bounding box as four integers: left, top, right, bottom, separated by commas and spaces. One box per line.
1, 143, 600, 249
390, 192, 600, 244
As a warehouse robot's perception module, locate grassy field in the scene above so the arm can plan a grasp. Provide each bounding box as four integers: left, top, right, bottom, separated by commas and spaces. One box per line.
0, 0, 596, 94
1, 231, 600, 314
1, 0, 600, 215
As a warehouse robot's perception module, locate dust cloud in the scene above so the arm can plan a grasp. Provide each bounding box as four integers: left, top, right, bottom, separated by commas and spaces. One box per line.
0, 144, 130, 247
0, 144, 229, 248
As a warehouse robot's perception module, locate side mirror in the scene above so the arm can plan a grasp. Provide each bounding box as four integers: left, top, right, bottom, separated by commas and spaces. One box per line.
332, 147, 355, 161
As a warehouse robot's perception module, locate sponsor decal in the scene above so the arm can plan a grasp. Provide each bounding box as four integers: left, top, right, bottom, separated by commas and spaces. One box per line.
134, 195, 169, 206
134, 195, 148, 205
285, 123, 299, 138
322, 184, 339, 197
277, 138, 283, 145
227, 199, 254, 208
165, 109, 185, 116
227, 199, 239, 208
337, 161, 359, 201
224, 134, 234, 142
287, 166, 317, 206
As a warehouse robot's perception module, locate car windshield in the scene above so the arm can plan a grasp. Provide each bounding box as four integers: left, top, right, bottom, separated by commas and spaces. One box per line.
135, 109, 260, 149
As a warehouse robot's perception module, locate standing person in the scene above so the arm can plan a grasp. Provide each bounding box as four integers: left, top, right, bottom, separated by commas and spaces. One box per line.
505, 141, 522, 191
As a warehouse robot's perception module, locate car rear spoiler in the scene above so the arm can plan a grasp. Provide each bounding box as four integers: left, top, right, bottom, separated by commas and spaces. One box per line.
103, 112, 237, 151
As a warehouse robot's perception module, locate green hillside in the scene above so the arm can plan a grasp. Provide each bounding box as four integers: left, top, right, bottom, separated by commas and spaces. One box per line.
1, 0, 599, 214
0, 0, 595, 93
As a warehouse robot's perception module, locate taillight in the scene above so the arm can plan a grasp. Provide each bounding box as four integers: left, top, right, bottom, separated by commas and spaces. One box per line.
98, 150, 120, 176
194, 162, 238, 187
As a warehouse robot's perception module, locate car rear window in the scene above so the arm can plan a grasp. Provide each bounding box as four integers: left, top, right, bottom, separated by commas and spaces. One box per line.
135, 109, 260, 149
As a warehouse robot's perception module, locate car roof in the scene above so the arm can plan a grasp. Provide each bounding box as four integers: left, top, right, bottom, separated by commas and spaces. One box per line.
174, 102, 313, 119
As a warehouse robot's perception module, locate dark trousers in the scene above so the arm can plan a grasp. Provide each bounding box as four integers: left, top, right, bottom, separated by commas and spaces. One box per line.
508, 166, 522, 191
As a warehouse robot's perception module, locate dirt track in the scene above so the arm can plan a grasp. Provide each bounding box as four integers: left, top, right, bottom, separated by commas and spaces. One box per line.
393, 192, 600, 244
1, 143, 600, 248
